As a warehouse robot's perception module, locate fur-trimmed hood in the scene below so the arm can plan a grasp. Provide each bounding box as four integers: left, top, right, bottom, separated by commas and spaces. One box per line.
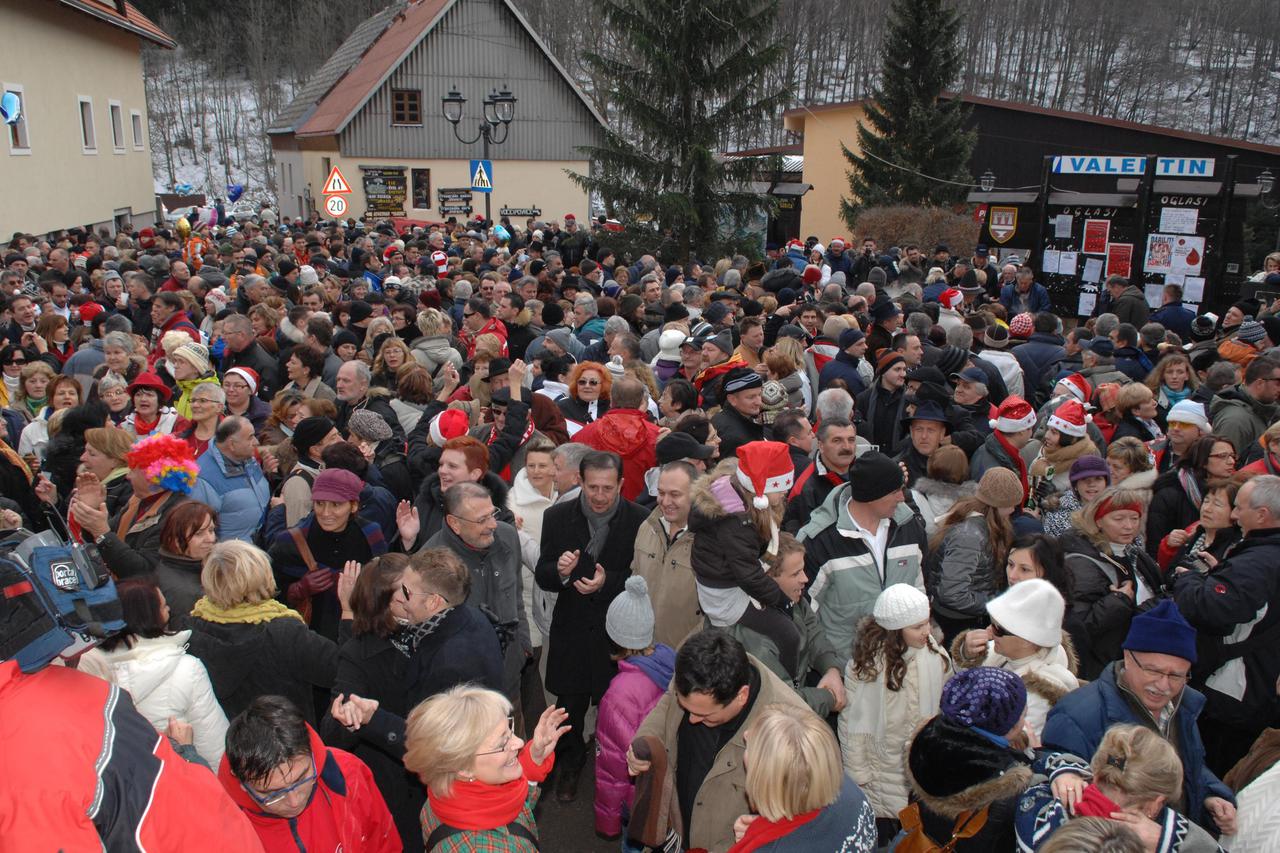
1116, 467, 1158, 491
278, 316, 307, 345
906, 716, 1035, 820
912, 478, 978, 503
689, 457, 748, 524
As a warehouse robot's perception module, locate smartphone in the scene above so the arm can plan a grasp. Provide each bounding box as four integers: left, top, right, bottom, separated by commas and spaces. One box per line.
570, 548, 598, 584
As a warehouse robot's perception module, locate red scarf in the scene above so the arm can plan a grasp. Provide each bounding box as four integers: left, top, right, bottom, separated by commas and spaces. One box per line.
1072, 784, 1122, 819
995, 429, 1029, 502
727, 809, 821, 853
429, 744, 553, 832
692, 357, 746, 392
487, 418, 536, 482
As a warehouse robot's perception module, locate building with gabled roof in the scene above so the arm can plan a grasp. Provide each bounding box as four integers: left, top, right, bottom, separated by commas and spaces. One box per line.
0, 0, 174, 236
269, 0, 607, 225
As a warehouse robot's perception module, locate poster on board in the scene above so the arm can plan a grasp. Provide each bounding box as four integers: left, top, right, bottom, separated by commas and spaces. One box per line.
1144, 234, 1175, 274
1082, 220, 1110, 254
1106, 243, 1133, 279
1170, 235, 1205, 276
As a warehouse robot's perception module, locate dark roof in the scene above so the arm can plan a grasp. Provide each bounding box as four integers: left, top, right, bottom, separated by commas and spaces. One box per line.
784, 92, 1280, 157
268, 0, 409, 135
56, 0, 175, 48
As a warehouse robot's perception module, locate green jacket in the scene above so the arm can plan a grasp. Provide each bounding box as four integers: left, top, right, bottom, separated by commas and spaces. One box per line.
733, 600, 842, 716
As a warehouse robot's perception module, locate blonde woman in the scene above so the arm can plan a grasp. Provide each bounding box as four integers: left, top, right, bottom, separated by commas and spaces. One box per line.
371, 337, 413, 390
1017, 724, 1223, 851
403, 686, 569, 852
410, 307, 463, 375
186, 540, 337, 724
729, 704, 876, 851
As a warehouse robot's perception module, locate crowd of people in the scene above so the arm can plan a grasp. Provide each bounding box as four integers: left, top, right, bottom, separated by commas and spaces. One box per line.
3, 214, 1280, 853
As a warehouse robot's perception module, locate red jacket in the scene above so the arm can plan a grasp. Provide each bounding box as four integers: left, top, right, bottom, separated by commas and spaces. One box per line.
460, 317, 508, 359
573, 407, 659, 501
0, 660, 263, 852
219, 724, 399, 853
148, 310, 201, 367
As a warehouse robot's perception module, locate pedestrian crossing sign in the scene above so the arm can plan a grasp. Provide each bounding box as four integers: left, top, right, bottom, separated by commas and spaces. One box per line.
470, 160, 493, 194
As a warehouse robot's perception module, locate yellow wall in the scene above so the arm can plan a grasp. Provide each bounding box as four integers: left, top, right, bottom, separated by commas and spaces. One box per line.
784, 103, 869, 241
0, 1, 159, 235
291, 150, 591, 224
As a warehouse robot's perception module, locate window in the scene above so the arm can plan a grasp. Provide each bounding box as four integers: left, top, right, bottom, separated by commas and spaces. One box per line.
4, 85, 29, 155
78, 96, 96, 153
412, 168, 431, 208
130, 109, 143, 150
109, 101, 124, 152
391, 89, 422, 125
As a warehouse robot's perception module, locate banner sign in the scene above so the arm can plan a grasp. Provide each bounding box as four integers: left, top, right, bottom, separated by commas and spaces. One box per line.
1051, 156, 1215, 177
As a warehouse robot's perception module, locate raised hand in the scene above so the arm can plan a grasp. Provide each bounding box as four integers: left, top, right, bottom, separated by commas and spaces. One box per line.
396, 500, 420, 547
530, 706, 571, 765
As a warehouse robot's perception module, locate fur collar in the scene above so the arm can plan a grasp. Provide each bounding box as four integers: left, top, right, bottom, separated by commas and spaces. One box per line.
906, 716, 1035, 819
1030, 435, 1098, 478
278, 316, 307, 345
913, 478, 978, 503
690, 458, 746, 521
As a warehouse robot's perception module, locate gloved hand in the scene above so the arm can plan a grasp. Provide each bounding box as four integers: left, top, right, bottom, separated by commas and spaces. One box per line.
288, 567, 335, 603
210, 337, 226, 360
1034, 477, 1056, 501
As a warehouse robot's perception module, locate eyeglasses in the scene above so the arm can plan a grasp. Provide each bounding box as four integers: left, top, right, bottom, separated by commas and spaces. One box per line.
475, 717, 518, 756
1127, 651, 1189, 684
400, 583, 448, 606
450, 509, 500, 525
1209, 451, 1236, 461
242, 760, 317, 807
577, 379, 600, 387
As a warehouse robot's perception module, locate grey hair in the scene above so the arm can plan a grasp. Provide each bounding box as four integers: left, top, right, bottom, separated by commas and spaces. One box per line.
102, 314, 133, 335
453, 280, 473, 300
815, 388, 855, 422
551, 442, 591, 468
1093, 313, 1120, 340
604, 315, 630, 336
946, 325, 974, 350
191, 383, 226, 405
1245, 475, 1280, 518
216, 416, 251, 443
241, 274, 268, 291
103, 331, 134, 352
1140, 323, 1166, 348
855, 283, 876, 300
97, 372, 128, 393
904, 313, 932, 338
900, 283, 923, 301
222, 313, 253, 335
444, 481, 492, 516
345, 360, 372, 384
574, 294, 598, 318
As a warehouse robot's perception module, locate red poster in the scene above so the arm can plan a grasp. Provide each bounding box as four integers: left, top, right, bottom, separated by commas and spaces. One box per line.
1083, 219, 1110, 254
1106, 243, 1133, 279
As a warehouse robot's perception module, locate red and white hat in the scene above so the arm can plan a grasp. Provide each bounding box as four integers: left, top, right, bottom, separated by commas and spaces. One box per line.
1057, 373, 1091, 404
1047, 399, 1091, 437
939, 288, 963, 310
225, 366, 259, 396
735, 441, 794, 509
830, 237, 846, 249
429, 409, 469, 446
431, 249, 448, 276
989, 396, 1036, 434
786, 239, 805, 253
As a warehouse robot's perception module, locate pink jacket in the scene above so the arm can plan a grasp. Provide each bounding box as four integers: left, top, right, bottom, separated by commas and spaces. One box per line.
593, 645, 676, 836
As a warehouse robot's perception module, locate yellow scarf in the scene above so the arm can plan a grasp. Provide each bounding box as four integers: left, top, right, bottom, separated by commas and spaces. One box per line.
190, 597, 305, 624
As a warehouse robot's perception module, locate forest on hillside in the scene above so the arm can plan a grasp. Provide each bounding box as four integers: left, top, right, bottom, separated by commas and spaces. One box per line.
132, 0, 1280, 197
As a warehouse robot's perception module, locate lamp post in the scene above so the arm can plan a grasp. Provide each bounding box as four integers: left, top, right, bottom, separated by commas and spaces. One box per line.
441, 85, 517, 223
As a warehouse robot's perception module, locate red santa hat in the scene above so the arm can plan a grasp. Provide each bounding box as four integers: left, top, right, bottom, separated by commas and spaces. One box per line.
1057, 373, 1092, 404
225, 366, 259, 396
429, 409, 470, 446
989, 396, 1036, 434
802, 264, 823, 285
829, 237, 846, 249
939, 288, 964, 310
786, 239, 805, 253
734, 441, 795, 509
1046, 399, 1091, 437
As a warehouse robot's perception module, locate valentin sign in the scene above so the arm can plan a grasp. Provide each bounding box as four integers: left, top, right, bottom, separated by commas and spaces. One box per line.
1051, 156, 1215, 177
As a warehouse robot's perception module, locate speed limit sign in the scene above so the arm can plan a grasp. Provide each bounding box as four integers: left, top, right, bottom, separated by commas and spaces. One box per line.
324, 195, 348, 217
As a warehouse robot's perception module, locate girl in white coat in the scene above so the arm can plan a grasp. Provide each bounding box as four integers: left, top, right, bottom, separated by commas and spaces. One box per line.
79, 577, 228, 768
951, 578, 1079, 739
839, 583, 950, 844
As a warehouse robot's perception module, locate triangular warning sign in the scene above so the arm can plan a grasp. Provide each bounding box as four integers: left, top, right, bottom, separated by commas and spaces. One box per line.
471, 162, 491, 190
323, 166, 352, 195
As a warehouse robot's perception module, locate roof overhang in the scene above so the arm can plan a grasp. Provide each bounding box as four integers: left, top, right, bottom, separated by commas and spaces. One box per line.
57, 0, 176, 48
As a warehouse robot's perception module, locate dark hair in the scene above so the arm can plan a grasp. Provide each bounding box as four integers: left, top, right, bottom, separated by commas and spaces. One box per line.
772, 409, 810, 443
466, 297, 490, 319
406, 546, 470, 604
1033, 312, 1058, 334
290, 344, 326, 379
226, 696, 313, 786
1008, 534, 1072, 601
674, 410, 711, 444
306, 314, 334, 345
396, 367, 434, 404
1181, 434, 1233, 479
816, 415, 854, 441
321, 441, 370, 478
661, 378, 697, 414
540, 355, 570, 382
580, 449, 623, 480
1244, 355, 1280, 385
97, 578, 171, 651
159, 500, 218, 555
215, 416, 249, 443
673, 629, 752, 704
1114, 323, 1139, 348
156, 291, 185, 312
351, 553, 407, 638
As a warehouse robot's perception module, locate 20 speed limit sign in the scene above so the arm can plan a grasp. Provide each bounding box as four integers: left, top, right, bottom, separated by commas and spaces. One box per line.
324, 195, 348, 217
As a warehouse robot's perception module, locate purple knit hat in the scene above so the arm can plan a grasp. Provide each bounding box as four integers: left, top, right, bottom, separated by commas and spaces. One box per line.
940, 667, 1027, 735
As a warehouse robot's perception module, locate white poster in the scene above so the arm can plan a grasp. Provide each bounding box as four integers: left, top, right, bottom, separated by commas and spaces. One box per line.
1145, 284, 1165, 309
1183, 276, 1206, 302
1082, 257, 1104, 284
1058, 251, 1079, 275
1159, 207, 1199, 235
1077, 291, 1097, 316
1042, 249, 1061, 277
1171, 235, 1205, 276
1054, 214, 1073, 238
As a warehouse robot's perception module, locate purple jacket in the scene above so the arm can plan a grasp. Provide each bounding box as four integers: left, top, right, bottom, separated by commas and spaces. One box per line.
593, 644, 676, 836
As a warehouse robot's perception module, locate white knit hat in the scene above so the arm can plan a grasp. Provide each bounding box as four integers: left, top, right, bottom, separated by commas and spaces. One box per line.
873, 584, 930, 631
299, 265, 320, 287
1166, 399, 1211, 433
606, 354, 626, 379
606, 576, 655, 650
985, 578, 1064, 648
657, 329, 685, 361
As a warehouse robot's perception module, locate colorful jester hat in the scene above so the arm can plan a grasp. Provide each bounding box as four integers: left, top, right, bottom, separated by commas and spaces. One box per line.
125, 433, 198, 495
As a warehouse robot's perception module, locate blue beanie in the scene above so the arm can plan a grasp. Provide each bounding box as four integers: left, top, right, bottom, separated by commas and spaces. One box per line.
940, 667, 1027, 735
1123, 599, 1197, 663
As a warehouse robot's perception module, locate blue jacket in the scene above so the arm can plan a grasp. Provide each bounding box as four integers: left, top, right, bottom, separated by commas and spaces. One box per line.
189, 444, 270, 542
1113, 346, 1152, 381
824, 250, 853, 277
1012, 332, 1066, 398
817, 350, 866, 395
1041, 662, 1234, 829
1000, 281, 1051, 316
1151, 302, 1196, 340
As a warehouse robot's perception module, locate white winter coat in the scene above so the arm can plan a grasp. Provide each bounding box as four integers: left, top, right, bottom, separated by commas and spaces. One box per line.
951, 632, 1080, 737
507, 468, 557, 646
79, 631, 229, 767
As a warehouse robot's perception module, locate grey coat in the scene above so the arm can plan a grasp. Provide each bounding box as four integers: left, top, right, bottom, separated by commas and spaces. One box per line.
926, 515, 1002, 620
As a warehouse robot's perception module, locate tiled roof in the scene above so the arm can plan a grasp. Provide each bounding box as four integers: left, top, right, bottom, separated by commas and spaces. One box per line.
57, 0, 176, 48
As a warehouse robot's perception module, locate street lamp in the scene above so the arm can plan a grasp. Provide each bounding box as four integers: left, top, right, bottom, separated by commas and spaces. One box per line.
441, 84, 518, 223
980, 170, 996, 193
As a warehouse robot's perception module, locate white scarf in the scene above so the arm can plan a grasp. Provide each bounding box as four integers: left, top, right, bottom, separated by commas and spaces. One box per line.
847, 638, 948, 738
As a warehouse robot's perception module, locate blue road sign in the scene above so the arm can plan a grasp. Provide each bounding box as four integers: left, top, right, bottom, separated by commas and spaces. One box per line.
470, 160, 493, 193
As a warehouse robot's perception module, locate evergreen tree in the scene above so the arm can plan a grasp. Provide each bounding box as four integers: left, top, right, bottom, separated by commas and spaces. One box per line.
839, 0, 976, 228
569, 0, 788, 260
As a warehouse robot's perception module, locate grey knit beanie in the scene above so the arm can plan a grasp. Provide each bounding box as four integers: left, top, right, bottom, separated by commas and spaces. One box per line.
606, 576, 655, 650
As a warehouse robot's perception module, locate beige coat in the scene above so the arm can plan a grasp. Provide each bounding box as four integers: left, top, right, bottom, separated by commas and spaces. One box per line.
630, 509, 702, 649
635, 657, 807, 852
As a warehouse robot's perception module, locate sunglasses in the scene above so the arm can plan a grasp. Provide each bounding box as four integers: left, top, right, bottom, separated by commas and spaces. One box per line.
990, 622, 1010, 638
577, 379, 600, 387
